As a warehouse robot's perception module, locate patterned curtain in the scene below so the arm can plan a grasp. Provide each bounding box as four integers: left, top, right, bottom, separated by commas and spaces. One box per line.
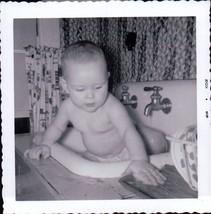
24, 46, 63, 133
60, 17, 196, 91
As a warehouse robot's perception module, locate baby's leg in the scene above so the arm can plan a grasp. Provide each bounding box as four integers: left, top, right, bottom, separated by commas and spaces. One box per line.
59, 127, 86, 154
137, 124, 169, 155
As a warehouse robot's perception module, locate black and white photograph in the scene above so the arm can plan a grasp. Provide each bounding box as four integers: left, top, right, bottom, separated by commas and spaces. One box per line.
2, 1, 210, 213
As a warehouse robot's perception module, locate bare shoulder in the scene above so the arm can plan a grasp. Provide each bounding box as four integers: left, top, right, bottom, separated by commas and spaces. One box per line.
106, 93, 127, 115
61, 97, 72, 106
105, 93, 133, 129
106, 93, 122, 106
59, 97, 74, 113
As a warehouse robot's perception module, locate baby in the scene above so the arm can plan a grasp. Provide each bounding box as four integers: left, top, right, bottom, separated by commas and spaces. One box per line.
26, 41, 166, 186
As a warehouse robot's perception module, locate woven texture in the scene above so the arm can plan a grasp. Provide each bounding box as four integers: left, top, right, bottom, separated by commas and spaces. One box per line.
60, 17, 196, 91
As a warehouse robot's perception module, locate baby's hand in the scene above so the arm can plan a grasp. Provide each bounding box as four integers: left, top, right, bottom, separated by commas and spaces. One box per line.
123, 160, 166, 186
24, 144, 50, 160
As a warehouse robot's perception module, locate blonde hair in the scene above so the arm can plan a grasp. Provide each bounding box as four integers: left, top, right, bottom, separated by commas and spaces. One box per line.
61, 41, 107, 76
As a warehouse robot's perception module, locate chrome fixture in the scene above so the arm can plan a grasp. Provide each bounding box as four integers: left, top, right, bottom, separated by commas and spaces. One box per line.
144, 86, 172, 116
120, 85, 138, 109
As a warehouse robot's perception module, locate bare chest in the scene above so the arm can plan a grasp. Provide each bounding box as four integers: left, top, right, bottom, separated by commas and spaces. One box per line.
70, 109, 113, 134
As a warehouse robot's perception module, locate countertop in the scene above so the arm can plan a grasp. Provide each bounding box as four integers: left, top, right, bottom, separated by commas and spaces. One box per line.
15, 133, 197, 200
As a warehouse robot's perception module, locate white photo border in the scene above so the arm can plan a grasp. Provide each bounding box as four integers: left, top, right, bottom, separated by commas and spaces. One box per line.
1, 1, 211, 213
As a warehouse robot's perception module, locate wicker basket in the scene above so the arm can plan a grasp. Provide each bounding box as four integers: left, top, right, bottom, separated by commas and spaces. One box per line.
167, 124, 197, 191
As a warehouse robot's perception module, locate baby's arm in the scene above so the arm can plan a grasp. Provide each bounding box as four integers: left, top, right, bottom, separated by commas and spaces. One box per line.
25, 100, 70, 160
108, 96, 166, 185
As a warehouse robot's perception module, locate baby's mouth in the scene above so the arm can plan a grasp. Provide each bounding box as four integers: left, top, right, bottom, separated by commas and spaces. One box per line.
86, 103, 95, 107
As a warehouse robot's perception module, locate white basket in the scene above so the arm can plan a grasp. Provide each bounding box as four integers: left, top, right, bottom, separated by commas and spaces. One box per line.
168, 124, 197, 191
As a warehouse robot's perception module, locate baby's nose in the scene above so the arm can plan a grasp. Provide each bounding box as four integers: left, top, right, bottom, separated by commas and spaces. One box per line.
86, 89, 95, 99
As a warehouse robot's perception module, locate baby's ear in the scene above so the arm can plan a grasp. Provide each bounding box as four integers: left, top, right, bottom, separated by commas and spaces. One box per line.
107, 72, 111, 78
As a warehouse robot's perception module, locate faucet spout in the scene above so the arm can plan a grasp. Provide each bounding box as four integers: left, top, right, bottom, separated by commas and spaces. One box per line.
144, 103, 154, 116
120, 85, 138, 109
144, 86, 172, 116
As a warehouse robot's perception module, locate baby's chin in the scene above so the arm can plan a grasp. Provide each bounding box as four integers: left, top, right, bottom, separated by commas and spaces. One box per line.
82, 102, 106, 113
81, 105, 99, 113
84, 109, 98, 113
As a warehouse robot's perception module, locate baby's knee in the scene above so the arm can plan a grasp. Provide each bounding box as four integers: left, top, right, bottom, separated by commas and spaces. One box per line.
140, 126, 169, 155
147, 132, 169, 155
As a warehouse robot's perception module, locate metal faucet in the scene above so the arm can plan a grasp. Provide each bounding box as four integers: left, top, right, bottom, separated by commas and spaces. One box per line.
120, 85, 138, 109
144, 86, 172, 116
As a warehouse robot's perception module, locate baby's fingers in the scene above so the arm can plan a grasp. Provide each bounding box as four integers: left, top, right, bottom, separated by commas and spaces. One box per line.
134, 168, 166, 186
34, 147, 45, 160
32, 147, 50, 160
24, 149, 30, 158
24, 145, 50, 160
26, 147, 41, 160
137, 172, 158, 186
42, 148, 50, 159
151, 168, 166, 184
24, 148, 36, 159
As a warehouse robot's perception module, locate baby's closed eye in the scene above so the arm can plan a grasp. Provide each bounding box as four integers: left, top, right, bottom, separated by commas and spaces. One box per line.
95, 86, 102, 90
75, 88, 85, 92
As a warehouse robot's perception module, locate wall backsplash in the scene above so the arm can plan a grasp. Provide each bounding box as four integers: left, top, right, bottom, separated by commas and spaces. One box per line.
60, 17, 196, 91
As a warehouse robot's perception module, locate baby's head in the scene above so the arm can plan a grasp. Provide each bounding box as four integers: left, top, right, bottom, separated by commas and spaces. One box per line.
61, 40, 108, 79
61, 41, 110, 112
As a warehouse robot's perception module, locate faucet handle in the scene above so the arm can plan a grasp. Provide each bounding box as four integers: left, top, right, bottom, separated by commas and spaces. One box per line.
144, 86, 163, 92
121, 85, 130, 96
122, 85, 129, 92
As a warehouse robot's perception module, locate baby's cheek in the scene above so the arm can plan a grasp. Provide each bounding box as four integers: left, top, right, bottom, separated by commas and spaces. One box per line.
99, 90, 108, 100
71, 93, 83, 103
